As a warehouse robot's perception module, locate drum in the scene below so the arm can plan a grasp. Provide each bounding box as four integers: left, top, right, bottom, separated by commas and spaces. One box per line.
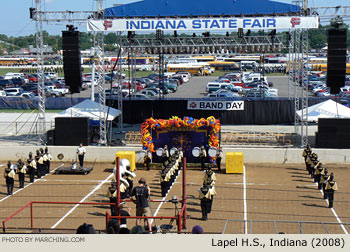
170, 147, 178, 156
139, 150, 146, 158
208, 147, 218, 157
192, 147, 201, 157
156, 148, 164, 157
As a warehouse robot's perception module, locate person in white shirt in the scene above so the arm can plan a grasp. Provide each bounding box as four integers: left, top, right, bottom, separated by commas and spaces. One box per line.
77, 143, 87, 168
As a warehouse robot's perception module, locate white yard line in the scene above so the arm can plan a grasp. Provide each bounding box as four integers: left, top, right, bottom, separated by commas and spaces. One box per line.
151, 170, 182, 225
243, 165, 248, 234
40, 179, 105, 183
51, 173, 114, 229
317, 183, 348, 234
0, 165, 62, 203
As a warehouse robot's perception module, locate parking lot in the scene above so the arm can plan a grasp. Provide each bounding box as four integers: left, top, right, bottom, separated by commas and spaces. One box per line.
71, 75, 307, 99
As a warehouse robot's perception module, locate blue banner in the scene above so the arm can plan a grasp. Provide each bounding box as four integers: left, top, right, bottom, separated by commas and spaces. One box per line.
152, 126, 209, 163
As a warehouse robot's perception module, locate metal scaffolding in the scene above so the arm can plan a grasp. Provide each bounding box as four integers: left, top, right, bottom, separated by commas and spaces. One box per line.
95, 0, 107, 145
119, 35, 285, 54
311, 6, 350, 23
31, 0, 108, 145
34, 0, 46, 144
31, 0, 350, 147
289, 0, 309, 147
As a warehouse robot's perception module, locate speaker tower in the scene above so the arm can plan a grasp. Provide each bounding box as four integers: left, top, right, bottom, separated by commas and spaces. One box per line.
326, 28, 347, 94
62, 27, 82, 94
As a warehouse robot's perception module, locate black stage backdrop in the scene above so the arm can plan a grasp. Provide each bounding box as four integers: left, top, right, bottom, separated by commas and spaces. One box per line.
107, 98, 304, 125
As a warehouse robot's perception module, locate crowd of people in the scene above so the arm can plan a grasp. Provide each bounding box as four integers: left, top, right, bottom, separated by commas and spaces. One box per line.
302, 144, 338, 208
3, 147, 52, 195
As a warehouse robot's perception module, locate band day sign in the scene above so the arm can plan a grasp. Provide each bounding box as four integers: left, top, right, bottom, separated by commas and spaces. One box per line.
187, 101, 244, 111
88, 16, 319, 32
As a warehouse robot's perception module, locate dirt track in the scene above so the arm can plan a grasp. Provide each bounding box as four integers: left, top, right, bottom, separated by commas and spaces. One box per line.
1, 161, 349, 234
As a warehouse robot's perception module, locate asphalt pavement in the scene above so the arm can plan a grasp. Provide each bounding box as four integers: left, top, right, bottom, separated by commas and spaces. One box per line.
69, 75, 311, 99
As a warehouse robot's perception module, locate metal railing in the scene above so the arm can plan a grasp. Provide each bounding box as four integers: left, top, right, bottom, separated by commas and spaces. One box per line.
222, 219, 350, 234
0, 121, 54, 136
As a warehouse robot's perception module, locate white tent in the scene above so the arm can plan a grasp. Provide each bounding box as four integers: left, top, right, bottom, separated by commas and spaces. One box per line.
54, 99, 121, 121
296, 99, 350, 122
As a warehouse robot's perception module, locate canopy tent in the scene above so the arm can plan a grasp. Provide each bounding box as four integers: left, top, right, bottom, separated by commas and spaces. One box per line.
104, 0, 300, 18
296, 99, 350, 122
54, 99, 121, 121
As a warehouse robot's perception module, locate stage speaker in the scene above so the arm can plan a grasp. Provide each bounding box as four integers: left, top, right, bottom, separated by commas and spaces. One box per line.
47, 129, 55, 145
55, 117, 90, 146
62, 30, 82, 94
317, 118, 350, 148
326, 28, 347, 94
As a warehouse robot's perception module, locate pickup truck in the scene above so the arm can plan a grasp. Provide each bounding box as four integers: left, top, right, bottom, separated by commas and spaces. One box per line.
46, 85, 69, 95
45, 88, 63, 97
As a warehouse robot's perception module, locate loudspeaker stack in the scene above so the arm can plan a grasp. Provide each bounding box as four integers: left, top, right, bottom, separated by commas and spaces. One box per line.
62, 30, 82, 94
326, 28, 347, 94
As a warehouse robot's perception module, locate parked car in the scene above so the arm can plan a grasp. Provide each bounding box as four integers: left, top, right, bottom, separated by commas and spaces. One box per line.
45, 88, 63, 97
140, 89, 157, 97
14, 92, 35, 98
46, 85, 69, 95
4, 87, 24, 96
0, 79, 14, 89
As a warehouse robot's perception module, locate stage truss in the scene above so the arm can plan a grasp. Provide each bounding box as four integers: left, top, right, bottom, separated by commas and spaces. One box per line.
31, 1, 350, 147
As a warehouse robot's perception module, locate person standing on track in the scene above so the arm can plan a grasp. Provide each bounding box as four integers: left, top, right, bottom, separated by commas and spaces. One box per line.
198, 184, 216, 221
162, 145, 169, 167
144, 148, 152, 171
77, 143, 86, 168
27, 152, 36, 183
130, 177, 152, 233
36, 149, 44, 178
43, 147, 52, 174
4, 161, 15, 195
325, 173, 338, 208
17, 159, 26, 188
216, 147, 223, 172
320, 168, 330, 199
200, 145, 207, 170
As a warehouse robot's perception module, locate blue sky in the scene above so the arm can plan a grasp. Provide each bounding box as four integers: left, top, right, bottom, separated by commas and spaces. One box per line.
0, 0, 348, 36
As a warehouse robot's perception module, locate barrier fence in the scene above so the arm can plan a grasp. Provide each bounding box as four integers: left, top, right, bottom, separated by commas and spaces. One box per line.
2, 200, 186, 234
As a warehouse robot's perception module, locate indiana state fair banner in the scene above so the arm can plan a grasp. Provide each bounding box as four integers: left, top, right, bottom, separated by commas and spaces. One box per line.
88, 16, 319, 32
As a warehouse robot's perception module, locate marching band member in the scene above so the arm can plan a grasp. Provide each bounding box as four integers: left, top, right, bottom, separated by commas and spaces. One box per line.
198, 184, 216, 221
200, 145, 207, 170
216, 147, 223, 172
162, 145, 170, 166
17, 159, 26, 188
4, 161, 15, 195
144, 148, 152, 171
27, 152, 36, 183
325, 173, 338, 208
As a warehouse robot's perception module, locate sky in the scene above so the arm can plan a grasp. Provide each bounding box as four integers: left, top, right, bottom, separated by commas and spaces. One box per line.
0, 0, 349, 37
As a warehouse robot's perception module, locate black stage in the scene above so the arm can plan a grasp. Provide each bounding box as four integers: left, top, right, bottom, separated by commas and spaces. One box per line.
54, 163, 93, 175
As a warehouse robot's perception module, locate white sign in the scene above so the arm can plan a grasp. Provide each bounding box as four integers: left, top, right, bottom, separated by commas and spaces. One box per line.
88, 16, 319, 32
187, 101, 244, 111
